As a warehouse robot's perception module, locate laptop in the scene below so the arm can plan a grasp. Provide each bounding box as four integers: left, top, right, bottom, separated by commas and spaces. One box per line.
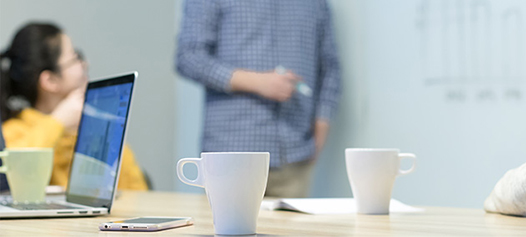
0, 71, 137, 218
0, 109, 7, 192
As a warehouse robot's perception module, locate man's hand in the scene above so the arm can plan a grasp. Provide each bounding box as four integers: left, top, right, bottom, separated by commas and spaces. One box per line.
230, 69, 301, 102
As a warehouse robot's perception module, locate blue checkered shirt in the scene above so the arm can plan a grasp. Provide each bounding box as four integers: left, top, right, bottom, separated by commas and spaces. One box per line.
176, 0, 341, 168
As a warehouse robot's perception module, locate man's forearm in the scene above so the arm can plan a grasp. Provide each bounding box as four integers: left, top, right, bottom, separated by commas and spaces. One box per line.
230, 70, 260, 93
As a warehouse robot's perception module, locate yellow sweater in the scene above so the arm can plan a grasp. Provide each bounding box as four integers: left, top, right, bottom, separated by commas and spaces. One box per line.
2, 108, 147, 191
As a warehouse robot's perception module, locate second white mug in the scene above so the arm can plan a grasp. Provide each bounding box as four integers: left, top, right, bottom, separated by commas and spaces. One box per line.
345, 148, 416, 214
177, 152, 269, 235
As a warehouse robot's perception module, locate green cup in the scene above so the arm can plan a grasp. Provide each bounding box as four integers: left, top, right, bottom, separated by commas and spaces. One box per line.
0, 148, 53, 203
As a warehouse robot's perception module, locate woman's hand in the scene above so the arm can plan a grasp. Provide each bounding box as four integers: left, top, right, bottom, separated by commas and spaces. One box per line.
51, 87, 85, 132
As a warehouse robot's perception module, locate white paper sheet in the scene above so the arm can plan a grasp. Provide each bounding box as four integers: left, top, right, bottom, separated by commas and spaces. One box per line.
261, 198, 425, 214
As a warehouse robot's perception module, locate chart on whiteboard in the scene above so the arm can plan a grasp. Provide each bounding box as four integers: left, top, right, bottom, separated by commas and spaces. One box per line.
416, 0, 526, 102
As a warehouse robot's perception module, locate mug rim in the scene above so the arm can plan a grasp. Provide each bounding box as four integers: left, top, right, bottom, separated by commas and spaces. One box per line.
5, 147, 53, 152
201, 152, 270, 155
345, 148, 400, 152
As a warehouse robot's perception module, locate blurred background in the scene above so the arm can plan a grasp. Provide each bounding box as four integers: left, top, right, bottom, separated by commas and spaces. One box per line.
2, 0, 526, 208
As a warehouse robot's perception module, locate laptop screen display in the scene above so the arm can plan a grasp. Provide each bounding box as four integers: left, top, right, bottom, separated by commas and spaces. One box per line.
67, 74, 135, 205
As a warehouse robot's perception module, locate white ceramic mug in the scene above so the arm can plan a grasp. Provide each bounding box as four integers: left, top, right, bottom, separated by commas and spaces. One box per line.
345, 148, 416, 214
177, 152, 269, 235
0, 148, 53, 203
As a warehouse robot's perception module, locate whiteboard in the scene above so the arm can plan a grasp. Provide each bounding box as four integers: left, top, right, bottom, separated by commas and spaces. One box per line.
355, 0, 526, 207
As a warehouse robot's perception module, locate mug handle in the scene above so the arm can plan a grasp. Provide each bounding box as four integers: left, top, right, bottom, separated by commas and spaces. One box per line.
176, 158, 204, 188
0, 151, 8, 173
398, 153, 416, 176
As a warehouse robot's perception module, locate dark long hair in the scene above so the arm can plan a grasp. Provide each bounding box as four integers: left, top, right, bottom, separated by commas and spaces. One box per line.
0, 23, 63, 122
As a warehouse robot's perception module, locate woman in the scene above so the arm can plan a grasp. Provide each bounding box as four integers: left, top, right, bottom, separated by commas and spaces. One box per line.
0, 23, 147, 190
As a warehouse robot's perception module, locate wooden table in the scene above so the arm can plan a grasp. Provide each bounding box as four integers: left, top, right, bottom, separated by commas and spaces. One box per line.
0, 191, 525, 236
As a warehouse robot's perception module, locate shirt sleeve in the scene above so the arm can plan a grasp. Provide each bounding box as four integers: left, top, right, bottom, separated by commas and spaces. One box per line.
484, 162, 526, 216
2, 113, 64, 148
176, 0, 235, 93
315, 1, 342, 122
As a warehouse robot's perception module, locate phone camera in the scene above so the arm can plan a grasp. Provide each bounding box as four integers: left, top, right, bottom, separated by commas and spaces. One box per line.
104, 225, 108, 229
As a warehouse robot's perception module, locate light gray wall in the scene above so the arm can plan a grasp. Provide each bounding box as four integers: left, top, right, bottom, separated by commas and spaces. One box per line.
173, 0, 205, 194
0, 0, 177, 191
309, 0, 367, 200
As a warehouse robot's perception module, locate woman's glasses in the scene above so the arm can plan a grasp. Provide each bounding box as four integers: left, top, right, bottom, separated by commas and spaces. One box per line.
58, 49, 86, 70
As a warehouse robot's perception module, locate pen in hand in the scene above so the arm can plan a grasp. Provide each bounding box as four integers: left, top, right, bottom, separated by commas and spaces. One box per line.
275, 65, 313, 97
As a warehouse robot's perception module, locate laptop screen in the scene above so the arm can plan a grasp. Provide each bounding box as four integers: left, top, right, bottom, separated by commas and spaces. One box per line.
66, 72, 136, 208
0, 114, 4, 150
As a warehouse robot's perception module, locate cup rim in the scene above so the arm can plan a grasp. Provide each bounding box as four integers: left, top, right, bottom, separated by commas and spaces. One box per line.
345, 148, 400, 152
5, 147, 53, 152
201, 152, 270, 155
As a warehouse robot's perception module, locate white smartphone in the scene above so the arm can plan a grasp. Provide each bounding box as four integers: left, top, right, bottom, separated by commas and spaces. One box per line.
99, 216, 193, 231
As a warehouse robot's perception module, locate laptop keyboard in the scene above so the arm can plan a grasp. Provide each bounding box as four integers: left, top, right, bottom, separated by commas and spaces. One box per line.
2, 201, 82, 210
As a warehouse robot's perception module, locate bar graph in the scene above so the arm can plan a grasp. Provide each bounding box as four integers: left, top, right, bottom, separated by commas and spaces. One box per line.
416, 0, 526, 102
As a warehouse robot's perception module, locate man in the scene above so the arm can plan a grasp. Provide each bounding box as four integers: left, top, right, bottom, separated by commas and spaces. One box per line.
176, 0, 341, 197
